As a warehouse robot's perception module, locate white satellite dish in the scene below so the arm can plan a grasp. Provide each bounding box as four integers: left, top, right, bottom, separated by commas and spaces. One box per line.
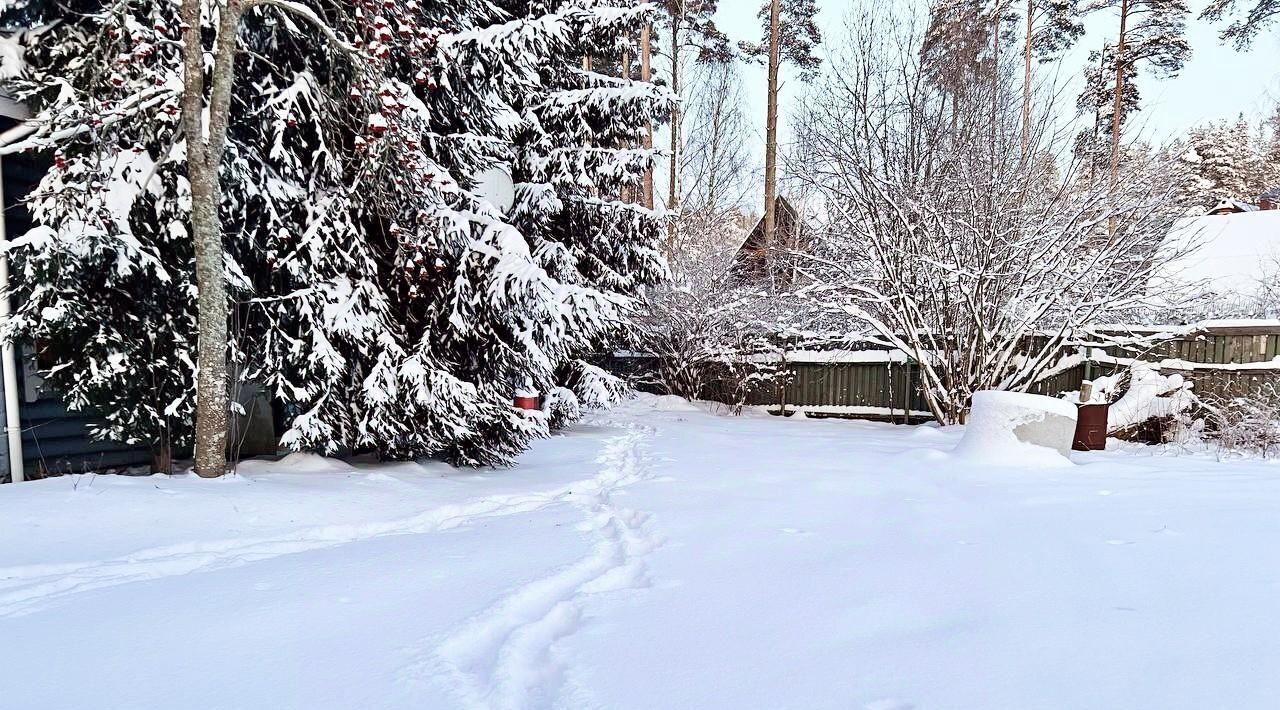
474, 166, 515, 215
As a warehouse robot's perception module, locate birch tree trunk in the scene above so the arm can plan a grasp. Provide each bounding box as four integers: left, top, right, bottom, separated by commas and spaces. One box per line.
762, 0, 782, 284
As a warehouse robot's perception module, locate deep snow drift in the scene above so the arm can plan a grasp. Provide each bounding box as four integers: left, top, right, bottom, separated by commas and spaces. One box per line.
3, 395, 1280, 709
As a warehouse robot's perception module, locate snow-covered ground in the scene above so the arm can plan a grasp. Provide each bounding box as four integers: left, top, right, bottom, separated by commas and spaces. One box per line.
4, 395, 1280, 709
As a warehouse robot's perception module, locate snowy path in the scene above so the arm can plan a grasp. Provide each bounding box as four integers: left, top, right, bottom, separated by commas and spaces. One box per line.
423, 426, 658, 709
0, 486, 587, 619
5, 397, 1280, 709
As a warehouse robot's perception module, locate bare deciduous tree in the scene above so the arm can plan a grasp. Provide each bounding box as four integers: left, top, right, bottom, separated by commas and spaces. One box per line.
790, 6, 1192, 424
650, 0, 733, 254
669, 61, 755, 269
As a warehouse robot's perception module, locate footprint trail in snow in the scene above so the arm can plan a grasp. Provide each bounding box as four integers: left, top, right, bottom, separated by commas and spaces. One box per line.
422, 424, 660, 710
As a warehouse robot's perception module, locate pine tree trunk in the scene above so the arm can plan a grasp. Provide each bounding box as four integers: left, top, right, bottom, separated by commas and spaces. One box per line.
1107, 0, 1128, 237
641, 21, 654, 210
620, 46, 632, 203
762, 0, 782, 286
667, 17, 681, 257
1090, 45, 1104, 185
1022, 0, 1033, 159
1108, 0, 1129, 192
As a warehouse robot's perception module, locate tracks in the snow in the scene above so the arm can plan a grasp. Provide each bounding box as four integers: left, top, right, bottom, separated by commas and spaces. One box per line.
0, 426, 656, 620
423, 425, 660, 710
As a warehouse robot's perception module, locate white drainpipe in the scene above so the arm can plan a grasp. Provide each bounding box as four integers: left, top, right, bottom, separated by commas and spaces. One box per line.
0, 119, 34, 483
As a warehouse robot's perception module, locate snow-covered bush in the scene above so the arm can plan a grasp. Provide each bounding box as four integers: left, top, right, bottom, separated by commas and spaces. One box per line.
635, 279, 780, 407
1201, 385, 1280, 459
542, 387, 582, 431
561, 361, 630, 410
790, 5, 1192, 425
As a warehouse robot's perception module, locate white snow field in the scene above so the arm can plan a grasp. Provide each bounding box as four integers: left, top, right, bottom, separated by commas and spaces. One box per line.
4, 395, 1280, 710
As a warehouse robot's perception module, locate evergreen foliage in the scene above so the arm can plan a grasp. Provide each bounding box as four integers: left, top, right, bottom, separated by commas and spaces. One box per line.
741, 0, 822, 81
0, 0, 669, 467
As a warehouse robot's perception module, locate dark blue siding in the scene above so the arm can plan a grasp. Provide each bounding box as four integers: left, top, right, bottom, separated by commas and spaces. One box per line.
21, 397, 151, 473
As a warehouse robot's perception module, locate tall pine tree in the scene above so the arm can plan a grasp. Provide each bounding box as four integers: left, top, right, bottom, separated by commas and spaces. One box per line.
742, 0, 820, 289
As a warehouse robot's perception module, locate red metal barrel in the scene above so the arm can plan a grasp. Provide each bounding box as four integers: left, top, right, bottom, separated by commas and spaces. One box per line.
513, 395, 540, 410
1072, 403, 1109, 451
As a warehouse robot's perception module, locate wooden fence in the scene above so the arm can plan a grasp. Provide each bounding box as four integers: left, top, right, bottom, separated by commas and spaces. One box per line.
743, 358, 1086, 422
614, 323, 1280, 421
744, 361, 929, 422
1085, 323, 1280, 401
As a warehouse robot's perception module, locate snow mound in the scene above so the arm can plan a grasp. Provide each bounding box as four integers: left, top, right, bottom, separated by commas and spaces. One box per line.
652, 395, 700, 412
236, 453, 357, 475
1107, 364, 1194, 431
626, 392, 701, 412
953, 391, 1077, 468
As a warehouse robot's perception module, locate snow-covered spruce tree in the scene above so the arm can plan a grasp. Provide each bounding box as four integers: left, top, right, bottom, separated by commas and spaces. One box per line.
0, 0, 422, 471
1, 0, 668, 469
0, 1, 202, 471
209, 0, 668, 465
486, 0, 671, 421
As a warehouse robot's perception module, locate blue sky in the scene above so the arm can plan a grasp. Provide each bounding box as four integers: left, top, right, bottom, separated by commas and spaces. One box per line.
710, 0, 1279, 174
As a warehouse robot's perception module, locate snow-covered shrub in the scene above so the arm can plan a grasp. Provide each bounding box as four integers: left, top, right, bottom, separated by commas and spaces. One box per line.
542, 387, 582, 430
561, 361, 629, 410
1201, 385, 1280, 459
790, 4, 1193, 425
635, 280, 780, 407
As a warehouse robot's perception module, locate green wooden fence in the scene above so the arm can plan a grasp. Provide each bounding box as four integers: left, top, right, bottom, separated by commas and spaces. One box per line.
614, 324, 1280, 421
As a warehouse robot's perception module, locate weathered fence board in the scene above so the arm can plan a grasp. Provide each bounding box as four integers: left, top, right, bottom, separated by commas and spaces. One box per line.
609, 324, 1280, 422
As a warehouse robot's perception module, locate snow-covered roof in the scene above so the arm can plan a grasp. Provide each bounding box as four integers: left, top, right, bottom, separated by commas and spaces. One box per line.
1155, 210, 1280, 307
0, 95, 26, 120
1207, 198, 1258, 214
